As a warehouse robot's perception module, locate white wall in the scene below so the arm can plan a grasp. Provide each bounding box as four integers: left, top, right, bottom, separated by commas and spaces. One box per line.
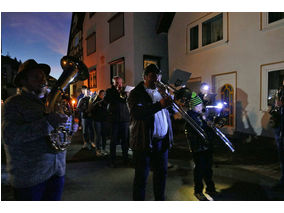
168, 12, 284, 136
83, 12, 135, 91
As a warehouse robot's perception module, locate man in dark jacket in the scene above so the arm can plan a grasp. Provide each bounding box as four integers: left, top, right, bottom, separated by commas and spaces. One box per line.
77, 86, 95, 150
2, 59, 69, 200
103, 76, 130, 167
128, 64, 173, 201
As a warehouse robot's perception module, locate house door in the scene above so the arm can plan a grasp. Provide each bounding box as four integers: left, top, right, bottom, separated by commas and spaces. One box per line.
212, 72, 237, 134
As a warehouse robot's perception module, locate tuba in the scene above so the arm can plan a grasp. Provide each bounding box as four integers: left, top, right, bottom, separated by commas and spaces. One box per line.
155, 80, 235, 152
45, 56, 89, 152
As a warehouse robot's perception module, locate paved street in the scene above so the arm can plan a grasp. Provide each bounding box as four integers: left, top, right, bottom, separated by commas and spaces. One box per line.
2, 128, 284, 201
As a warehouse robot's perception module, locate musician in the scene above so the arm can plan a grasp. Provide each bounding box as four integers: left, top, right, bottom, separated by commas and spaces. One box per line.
103, 76, 130, 167
185, 92, 218, 201
271, 83, 284, 191
2, 59, 69, 200
128, 64, 173, 201
77, 86, 96, 150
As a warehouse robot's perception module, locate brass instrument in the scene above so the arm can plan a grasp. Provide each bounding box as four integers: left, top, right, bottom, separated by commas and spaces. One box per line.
155, 80, 207, 141
45, 56, 89, 152
155, 80, 235, 152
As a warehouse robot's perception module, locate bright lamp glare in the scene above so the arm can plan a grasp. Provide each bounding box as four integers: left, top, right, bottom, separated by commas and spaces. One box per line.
216, 102, 223, 109
202, 85, 209, 91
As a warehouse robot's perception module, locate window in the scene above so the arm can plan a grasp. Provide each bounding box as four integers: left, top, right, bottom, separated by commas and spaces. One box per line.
261, 12, 284, 31
268, 12, 284, 24
221, 84, 234, 126
109, 58, 125, 84
143, 55, 161, 69
260, 61, 284, 111
202, 13, 223, 46
267, 70, 284, 106
86, 32, 96, 55
88, 66, 97, 89
186, 13, 228, 53
190, 25, 199, 50
108, 13, 124, 43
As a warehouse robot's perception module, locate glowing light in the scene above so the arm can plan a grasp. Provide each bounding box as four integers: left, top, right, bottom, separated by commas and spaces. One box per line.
202, 84, 209, 91
216, 102, 224, 109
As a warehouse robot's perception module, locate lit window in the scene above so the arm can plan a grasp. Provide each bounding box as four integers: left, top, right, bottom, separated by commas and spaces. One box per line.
88, 66, 97, 89
143, 55, 161, 69
221, 84, 234, 127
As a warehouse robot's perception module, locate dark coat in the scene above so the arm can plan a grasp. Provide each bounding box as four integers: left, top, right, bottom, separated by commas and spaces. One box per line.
127, 82, 174, 151
90, 96, 108, 122
103, 85, 130, 123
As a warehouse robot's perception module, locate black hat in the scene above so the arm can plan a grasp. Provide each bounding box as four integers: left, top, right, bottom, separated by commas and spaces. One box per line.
143, 64, 162, 76
14, 59, 50, 87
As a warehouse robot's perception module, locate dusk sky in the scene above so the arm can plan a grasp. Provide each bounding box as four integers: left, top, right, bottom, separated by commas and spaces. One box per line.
1, 12, 72, 79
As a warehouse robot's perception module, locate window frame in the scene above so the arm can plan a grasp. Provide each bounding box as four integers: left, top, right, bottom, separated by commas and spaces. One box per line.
86, 32, 96, 56
186, 12, 228, 54
260, 61, 284, 111
88, 65, 97, 89
260, 12, 284, 31
109, 57, 125, 84
108, 12, 125, 43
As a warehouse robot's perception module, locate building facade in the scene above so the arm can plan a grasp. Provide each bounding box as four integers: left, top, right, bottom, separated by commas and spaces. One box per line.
68, 12, 170, 98
168, 12, 284, 137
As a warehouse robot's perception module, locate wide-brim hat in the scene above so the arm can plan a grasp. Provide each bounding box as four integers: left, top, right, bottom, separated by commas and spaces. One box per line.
14, 59, 50, 87
143, 64, 162, 76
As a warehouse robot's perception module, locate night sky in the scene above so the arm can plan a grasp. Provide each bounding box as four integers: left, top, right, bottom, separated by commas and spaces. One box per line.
1, 12, 72, 79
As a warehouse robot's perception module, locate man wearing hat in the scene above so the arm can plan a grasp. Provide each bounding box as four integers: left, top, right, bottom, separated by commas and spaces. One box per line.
128, 64, 173, 201
2, 59, 69, 201
185, 92, 218, 201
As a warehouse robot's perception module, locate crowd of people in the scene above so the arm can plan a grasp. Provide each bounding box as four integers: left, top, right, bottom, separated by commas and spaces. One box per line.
2, 59, 284, 201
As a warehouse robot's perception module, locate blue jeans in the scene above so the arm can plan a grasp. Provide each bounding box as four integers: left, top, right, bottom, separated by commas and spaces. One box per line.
274, 127, 284, 184
94, 121, 107, 150
13, 175, 65, 201
133, 138, 168, 201
110, 122, 129, 163
81, 118, 95, 144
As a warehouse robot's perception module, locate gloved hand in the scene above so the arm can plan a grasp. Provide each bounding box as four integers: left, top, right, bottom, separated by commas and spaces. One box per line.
47, 112, 68, 129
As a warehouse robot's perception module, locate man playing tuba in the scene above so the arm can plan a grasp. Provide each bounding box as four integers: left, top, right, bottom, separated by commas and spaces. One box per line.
2, 59, 71, 201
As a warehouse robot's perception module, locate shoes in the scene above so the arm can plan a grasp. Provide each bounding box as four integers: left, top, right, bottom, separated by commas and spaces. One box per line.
96, 150, 102, 157
91, 143, 96, 149
194, 192, 209, 201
